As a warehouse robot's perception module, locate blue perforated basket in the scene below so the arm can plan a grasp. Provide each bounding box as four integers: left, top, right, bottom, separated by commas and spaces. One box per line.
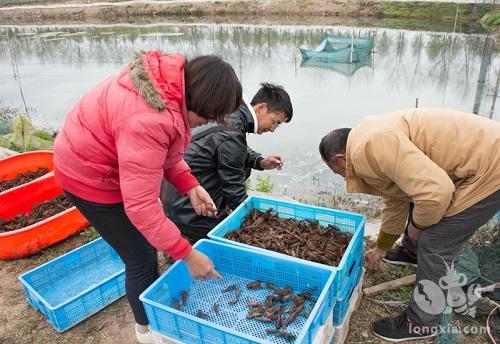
332, 261, 363, 325
208, 196, 365, 300
19, 237, 125, 332
140, 239, 336, 344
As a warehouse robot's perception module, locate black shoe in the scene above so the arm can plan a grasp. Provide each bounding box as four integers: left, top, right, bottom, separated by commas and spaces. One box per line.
372, 312, 437, 342
383, 246, 417, 267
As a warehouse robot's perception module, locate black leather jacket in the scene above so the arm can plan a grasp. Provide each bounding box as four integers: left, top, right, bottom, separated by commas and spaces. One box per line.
163, 102, 263, 232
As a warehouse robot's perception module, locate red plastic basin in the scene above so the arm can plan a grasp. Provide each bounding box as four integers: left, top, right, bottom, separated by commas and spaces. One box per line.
0, 172, 89, 259
0, 150, 53, 181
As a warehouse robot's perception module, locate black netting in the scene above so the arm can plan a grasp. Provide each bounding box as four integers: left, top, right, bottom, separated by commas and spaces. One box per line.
437, 214, 500, 344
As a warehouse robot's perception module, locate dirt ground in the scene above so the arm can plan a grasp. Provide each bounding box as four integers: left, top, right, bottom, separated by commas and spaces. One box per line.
0, 229, 136, 344
0, 226, 493, 344
344, 298, 491, 344
346, 268, 492, 344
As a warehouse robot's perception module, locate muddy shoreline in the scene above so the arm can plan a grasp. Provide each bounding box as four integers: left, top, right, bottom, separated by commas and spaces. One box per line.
0, 0, 496, 30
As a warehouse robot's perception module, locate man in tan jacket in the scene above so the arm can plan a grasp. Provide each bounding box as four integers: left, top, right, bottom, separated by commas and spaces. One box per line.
319, 108, 500, 342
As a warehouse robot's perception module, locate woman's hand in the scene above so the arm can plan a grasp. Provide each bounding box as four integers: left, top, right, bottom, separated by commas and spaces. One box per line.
187, 185, 218, 217
365, 247, 387, 271
183, 249, 222, 280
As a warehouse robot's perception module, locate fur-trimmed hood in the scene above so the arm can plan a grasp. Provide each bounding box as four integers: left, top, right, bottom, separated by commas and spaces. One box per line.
54, 50, 196, 261
121, 50, 186, 114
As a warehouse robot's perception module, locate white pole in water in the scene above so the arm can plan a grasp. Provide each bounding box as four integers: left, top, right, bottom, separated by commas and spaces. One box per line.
453, 4, 459, 34
350, 31, 354, 64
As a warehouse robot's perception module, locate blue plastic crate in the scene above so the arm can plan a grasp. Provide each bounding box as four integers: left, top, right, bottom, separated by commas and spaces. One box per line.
208, 196, 365, 301
140, 239, 336, 344
333, 232, 364, 300
19, 237, 125, 332
332, 261, 363, 325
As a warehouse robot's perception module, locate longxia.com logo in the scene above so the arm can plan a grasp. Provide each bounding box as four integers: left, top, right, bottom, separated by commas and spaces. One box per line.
413, 255, 481, 317
409, 323, 488, 336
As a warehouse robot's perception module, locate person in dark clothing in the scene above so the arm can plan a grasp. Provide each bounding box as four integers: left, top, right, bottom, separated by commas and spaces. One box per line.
162, 83, 293, 243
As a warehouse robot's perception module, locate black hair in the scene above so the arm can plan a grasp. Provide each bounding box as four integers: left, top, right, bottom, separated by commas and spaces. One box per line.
250, 83, 293, 122
185, 55, 242, 122
319, 128, 352, 162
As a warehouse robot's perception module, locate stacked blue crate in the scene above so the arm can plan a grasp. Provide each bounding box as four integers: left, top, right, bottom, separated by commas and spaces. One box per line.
19, 237, 125, 332
140, 239, 337, 344
332, 263, 363, 325
207, 195, 366, 326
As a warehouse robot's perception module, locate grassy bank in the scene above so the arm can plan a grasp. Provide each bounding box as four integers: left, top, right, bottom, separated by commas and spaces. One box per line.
481, 8, 500, 30
0, 0, 498, 31
0, 103, 55, 152
379, 2, 495, 20
0, 0, 123, 6
379, 2, 500, 32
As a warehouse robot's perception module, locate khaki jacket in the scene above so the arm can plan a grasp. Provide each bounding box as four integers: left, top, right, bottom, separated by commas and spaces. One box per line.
345, 108, 500, 250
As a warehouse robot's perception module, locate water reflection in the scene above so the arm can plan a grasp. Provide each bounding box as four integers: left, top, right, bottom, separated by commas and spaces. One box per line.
0, 23, 498, 198
300, 56, 373, 77
473, 37, 495, 115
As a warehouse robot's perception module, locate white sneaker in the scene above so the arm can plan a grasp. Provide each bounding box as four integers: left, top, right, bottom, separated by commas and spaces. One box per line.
135, 324, 153, 344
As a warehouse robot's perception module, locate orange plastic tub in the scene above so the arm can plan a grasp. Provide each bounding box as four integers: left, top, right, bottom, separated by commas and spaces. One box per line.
0, 172, 89, 259
0, 150, 54, 203
0, 150, 54, 181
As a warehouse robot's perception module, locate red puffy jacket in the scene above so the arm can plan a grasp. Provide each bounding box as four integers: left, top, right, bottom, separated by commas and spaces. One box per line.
54, 51, 197, 259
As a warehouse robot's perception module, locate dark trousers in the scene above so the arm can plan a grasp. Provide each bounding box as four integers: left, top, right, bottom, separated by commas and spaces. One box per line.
65, 191, 158, 325
177, 224, 210, 245
401, 190, 500, 325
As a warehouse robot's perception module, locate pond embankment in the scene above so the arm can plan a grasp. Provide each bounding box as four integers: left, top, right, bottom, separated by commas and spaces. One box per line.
0, 0, 498, 33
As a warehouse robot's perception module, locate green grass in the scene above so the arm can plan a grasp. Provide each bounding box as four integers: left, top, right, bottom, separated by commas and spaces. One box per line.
80, 227, 100, 243
245, 179, 252, 191
192, 7, 204, 16
0, 137, 22, 152
170, 4, 190, 17
368, 263, 415, 286
366, 264, 416, 302
254, 176, 274, 193
34, 129, 53, 141
485, 10, 500, 26
380, 2, 495, 20
477, 4, 497, 18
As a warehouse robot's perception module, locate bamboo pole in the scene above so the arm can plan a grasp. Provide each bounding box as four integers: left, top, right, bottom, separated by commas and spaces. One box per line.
350, 31, 354, 64
363, 274, 416, 297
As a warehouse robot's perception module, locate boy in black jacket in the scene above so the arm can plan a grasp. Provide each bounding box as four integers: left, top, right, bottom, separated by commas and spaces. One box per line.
162, 83, 293, 243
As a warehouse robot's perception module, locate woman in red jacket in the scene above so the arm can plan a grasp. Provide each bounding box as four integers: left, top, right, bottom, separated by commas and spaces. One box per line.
54, 51, 242, 343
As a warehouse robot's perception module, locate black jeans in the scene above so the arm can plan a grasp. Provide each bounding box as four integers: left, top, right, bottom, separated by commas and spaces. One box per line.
65, 191, 158, 325
177, 224, 210, 245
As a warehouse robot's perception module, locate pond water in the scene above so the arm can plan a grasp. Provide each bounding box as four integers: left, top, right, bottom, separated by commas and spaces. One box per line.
0, 22, 498, 199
